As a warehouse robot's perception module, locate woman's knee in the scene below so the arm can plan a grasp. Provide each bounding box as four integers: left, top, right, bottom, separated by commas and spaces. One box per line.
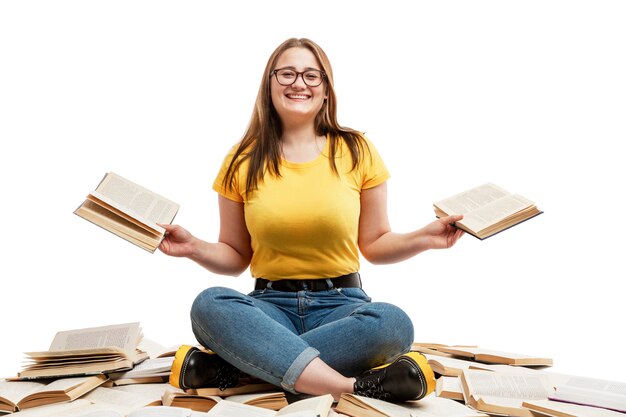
367, 302, 415, 349
190, 286, 242, 321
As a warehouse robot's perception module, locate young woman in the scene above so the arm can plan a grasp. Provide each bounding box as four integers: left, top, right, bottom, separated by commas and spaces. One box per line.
159, 38, 464, 402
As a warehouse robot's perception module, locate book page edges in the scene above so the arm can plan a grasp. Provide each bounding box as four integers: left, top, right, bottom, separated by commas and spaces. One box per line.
87, 193, 165, 235
74, 201, 161, 252
439, 210, 543, 240
436, 347, 553, 366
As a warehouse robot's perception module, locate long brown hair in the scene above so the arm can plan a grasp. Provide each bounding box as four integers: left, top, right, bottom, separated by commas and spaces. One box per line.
223, 38, 368, 196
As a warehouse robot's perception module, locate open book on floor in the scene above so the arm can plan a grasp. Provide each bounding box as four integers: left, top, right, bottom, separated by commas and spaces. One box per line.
432, 346, 553, 367
433, 183, 542, 239
80, 385, 165, 416
224, 392, 289, 411
403, 392, 489, 417
547, 375, 626, 413
0, 398, 97, 417
336, 394, 414, 417
204, 393, 333, 417
17, 322, 148, 379
335, 393, 487, 417
162, 390, 288, 413
0, 400, 200, 417
129, 406, 214, 417
0, 375, 107, 413
411, 342, 478, 357
74, 171, 179, 252
425, 355, 552, 381
107, 356, 174, 386
425, 354, 482, 377
190, 380, 278, 397
42, 404, 217, 417
137, 339, 182, 359
523, 399, 626, 417
436, 375, 465, 401
460, 369, 554, 417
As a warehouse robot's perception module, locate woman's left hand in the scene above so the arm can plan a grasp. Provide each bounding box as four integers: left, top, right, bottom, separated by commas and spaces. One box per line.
422, 214, 465, 249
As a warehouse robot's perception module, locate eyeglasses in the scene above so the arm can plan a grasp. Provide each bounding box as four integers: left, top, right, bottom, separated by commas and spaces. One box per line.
272, 68, 326, 87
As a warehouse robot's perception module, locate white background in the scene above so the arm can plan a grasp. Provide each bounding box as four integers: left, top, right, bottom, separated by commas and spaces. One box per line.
1, 1, 625, 382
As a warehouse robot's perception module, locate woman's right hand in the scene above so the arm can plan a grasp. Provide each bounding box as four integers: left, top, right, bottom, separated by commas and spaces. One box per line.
158, 224, 196, 258
157, 197, 252, 276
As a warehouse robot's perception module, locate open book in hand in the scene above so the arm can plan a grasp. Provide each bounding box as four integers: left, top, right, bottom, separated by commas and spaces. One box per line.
18, 322, 148, 379
433, 183, 542, 240
74, 171, 180, 252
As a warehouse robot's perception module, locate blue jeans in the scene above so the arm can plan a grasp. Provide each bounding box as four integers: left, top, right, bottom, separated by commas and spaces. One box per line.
189, 282, 414, 394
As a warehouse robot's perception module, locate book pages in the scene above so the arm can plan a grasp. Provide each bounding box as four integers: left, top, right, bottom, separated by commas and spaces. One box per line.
205, 400, 276, 416
524, 399, 626, 417
404, 393, 488, 417
549, 376, 626, 413
458, 195, 534, 235
461, 369, 553, 416
94, 172, 179, 230
434, 183, 510, 214
49, 323, 142, 352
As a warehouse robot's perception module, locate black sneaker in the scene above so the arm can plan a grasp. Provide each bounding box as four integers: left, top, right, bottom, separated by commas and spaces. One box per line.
353, 352, 435, 402
170, 345, 240, 391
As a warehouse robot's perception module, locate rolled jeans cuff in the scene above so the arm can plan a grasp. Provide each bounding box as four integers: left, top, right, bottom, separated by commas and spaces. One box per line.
281, 346, 320, 393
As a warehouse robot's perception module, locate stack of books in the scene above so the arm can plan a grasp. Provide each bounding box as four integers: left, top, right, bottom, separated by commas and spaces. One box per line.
18, 322, 148, 380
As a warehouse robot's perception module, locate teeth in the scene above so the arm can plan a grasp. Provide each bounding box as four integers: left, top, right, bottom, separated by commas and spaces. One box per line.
287, 94, 309, 99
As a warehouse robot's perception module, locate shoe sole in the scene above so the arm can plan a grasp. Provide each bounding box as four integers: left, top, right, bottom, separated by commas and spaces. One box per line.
169, 344, 196, 389
404, 351, 435, 398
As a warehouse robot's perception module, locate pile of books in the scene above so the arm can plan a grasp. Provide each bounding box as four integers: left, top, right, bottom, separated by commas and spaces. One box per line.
413, 342, 626, 417
2, 323, 625, 416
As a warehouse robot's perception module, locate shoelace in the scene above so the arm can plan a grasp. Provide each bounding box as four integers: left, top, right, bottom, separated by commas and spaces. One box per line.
355, 375, 390, 401
217, 362, 240, 390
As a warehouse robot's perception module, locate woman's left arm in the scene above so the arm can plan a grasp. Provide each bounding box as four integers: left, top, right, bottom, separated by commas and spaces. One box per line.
358, 182, 465, 264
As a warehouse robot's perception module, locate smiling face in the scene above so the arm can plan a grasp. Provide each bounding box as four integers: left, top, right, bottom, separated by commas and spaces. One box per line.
270, 47, 327, 127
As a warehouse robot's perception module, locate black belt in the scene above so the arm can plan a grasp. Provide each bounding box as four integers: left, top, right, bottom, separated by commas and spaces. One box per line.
255, 272, 361, 292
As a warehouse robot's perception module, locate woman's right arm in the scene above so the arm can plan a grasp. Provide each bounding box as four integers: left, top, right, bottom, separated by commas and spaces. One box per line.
159, 195, 252, 276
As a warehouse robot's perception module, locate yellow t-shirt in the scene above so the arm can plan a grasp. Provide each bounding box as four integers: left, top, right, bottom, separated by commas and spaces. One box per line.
212, 135, 390, 280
